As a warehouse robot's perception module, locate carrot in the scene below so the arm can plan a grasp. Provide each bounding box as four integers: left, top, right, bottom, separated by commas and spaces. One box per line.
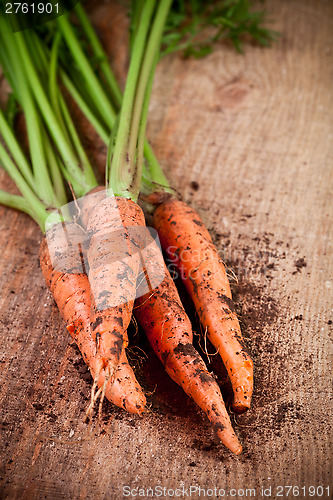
79, 186, 105, 229
153, 197, 253, 413
134, 243, 242, 455
72, 310, 147, 416
39, 223, 146, 415
85, 194, 146, 396
78, 187, 148, 411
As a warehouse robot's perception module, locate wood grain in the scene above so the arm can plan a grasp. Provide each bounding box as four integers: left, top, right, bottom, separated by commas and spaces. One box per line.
0, 1, 332, 498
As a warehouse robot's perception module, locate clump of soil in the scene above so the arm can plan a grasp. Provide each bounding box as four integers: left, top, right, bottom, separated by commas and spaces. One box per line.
293, 257, 307, 274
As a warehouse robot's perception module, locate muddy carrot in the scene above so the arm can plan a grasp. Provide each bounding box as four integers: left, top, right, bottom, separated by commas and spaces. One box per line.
153, 197, 253, 412
134, 243, 242, 455
39, 223, 146, 414
86, 194, 146, 379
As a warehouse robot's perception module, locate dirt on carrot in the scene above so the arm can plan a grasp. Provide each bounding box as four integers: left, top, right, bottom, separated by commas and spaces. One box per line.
153, 197, 253, 413
39, 222, 146, 416
85, 194, 146, 390
134, 241, 242, 455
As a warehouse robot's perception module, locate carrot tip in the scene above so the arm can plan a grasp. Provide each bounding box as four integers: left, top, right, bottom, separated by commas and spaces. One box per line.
216, 427, 242, 455
233, 444, 243, 456
232, 398, 251, 414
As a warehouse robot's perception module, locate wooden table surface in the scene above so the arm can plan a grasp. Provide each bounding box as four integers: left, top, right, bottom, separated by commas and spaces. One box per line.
0, 1, 332, 498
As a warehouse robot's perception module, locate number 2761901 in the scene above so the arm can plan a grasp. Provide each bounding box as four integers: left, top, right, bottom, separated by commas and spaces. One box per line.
5, 3, 59, 14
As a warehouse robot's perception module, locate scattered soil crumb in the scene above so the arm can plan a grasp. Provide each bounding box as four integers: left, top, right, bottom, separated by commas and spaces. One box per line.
191, 439, 216, 452
33, 403, 45, 411
293, 257, 307, 274
275, 401, 304, 426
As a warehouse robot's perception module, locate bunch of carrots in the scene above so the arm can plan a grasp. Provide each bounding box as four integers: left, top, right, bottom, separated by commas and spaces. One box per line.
0, 1, 276, 455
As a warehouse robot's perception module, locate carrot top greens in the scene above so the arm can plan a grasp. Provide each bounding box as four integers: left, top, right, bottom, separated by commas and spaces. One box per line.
107, 0, 172, 201
0, 10, 100, 230
0, 0, 277, 224
161, 0, 278, 57
54, 0, 277, 197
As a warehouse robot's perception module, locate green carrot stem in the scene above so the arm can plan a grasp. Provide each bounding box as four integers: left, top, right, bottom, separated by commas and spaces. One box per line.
0, 190, 40, 225
0, 142, 49, 229
21, 27, 97, 196
23, 29, 48, 85
61, 52, 168, 190
41, 127, 67, 208
60, 69, 110, 144
73, 3, 122, 106
0, 30, 56, 204
13, 31, 95, 195
109, 0, 156, 196
58, 90, 98, 189
46, 9, 166, 193
48, 31, 72, 144
57, 13, 117, 128
127, 0, 172, 168
106, 115, 120, 191
60, 42, 166, 189
0, 110, 34, 189
63, 61, 114, 132
143, 141, 170, 189
129, 1, 146, 53
131, 56, 158, 202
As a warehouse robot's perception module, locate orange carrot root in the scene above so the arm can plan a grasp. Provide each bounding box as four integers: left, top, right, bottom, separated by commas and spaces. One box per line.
134, 245, 242, 455
153, 198, 253, 413
86, 195, 146, 376
39, 224, 146, 415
